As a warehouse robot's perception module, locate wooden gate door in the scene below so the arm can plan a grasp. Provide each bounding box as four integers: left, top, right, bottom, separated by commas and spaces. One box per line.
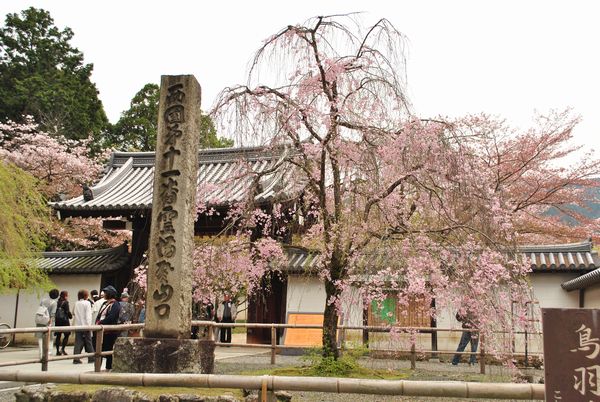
247, 274, 287, 344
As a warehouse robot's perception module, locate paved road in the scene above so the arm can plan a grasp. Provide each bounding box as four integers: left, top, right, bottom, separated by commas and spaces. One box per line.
0, 334, 266, 389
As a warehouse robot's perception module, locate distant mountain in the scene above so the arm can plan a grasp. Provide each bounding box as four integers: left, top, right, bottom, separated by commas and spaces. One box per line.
546, 184, 600, 225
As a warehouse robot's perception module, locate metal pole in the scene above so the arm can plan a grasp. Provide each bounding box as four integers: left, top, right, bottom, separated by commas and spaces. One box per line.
12, 289, 20, 345
362, 305, 369, 348
524, 327, 528, 367
270, 326, 276, 365
524, 301, 530, 367
94, 327, 104, 372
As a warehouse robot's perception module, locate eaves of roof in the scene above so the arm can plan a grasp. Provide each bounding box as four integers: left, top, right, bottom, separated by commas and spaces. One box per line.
37, 243, 130, 274
561, 268, 600, 291
519, 239, 599, 272
51, 147, 300, 216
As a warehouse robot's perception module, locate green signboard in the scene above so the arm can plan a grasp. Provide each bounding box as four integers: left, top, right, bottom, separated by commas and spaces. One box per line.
371, 297, 396, 324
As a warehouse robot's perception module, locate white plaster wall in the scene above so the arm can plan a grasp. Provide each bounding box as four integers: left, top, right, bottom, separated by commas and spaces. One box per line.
341, 286, 363, 326
0, 274, 102, 343
283, 273, 588, 356
434, 308, 464, 354
236, 300, 247, 321
432, 274, 582, 357
584, 285, 600, 308
285, 276, 364, 325
286, 275, 326, 315
530, 273, 580, 308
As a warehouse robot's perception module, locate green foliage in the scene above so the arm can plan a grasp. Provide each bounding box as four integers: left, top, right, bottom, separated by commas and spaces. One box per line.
108, 82, 233, 151
199, 112, 233, 149
108, 83, 159, 151
243, 345, 407, 380
0, 7, 108, 141
302, 345, 369, 377
0, 161, 51, 291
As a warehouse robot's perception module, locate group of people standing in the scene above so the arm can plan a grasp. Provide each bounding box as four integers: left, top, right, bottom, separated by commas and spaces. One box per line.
192, 294, 238, 343
36, 285, 142, 370
36, 288, 237, 368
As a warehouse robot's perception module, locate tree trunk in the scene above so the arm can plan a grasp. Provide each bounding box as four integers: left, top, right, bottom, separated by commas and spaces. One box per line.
322, 278, 341, 359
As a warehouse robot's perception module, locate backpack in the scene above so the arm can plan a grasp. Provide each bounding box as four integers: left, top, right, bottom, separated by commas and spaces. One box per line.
34, 305, 50, 325
55, 301, 68, 324
118, 302, 134, 324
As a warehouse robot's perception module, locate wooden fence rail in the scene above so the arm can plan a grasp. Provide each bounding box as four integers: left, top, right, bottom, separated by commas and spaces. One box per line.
0, 322, 542, 374
0, 371, 546, 400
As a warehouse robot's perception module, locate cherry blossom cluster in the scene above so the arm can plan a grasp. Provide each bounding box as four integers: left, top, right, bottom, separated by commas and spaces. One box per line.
0, 116, 104, 200
210, 15, 599, 360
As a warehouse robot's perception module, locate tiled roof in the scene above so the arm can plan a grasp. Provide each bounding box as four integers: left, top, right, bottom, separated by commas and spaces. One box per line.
283, 246, 320, 273
52, 147, 298, 217
37, 243, 130, 274
282, 240, 600, 274
519, 240, 599, 272
561, 268, 600, 291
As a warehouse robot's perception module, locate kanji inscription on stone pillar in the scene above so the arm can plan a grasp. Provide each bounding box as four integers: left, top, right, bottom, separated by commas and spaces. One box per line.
144, 75, 200, 339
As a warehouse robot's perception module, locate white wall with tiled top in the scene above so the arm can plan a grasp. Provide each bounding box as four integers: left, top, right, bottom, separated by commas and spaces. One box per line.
0, 273, 101, 343
530, 273, 580, 308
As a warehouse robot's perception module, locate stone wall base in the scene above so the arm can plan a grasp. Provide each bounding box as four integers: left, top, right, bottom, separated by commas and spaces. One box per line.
112, 337, 215, 374
15, 385, 243, 401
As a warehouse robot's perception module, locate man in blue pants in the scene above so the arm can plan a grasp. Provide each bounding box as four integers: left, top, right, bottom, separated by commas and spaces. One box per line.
451, 310, 478, 365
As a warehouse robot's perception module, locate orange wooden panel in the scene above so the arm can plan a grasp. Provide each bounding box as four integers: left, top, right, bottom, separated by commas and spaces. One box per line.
284, 313, 324, 346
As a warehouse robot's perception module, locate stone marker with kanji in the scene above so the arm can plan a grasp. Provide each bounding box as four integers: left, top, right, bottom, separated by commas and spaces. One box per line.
542, 308, 600, 401
112, 75, 215, 373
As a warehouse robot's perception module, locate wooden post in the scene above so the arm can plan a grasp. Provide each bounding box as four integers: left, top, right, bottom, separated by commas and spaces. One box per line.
410, 343, 416, 370
208, 323, 214, 341
41, 328, 50, 372
94, 327, 104, 372
362, 305, 369, 348
430, 299, 438, 360
479, 333, 485, 374
270, 326, 276, 365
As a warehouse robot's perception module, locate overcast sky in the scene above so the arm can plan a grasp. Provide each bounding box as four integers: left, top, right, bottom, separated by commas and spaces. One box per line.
1, 0, 598, 154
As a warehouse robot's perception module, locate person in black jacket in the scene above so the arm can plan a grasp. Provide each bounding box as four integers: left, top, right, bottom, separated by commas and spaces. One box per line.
54, 290, 73, 355
96, 285, 121, 370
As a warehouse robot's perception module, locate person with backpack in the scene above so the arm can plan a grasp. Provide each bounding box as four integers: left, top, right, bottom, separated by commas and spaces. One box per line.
72, 289, 94, 364
35, 289, 59, 358
118, 290, 135, 337
96, 285, 121, 371
54, 290, 73, 355
91, 290, 105, 347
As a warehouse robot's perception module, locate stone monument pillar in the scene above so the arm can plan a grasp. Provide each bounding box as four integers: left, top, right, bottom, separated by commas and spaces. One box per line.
112, 75, 215, 373
144, 75, 199, 339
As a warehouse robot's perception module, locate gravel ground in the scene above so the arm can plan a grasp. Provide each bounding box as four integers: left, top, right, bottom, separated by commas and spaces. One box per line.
216, 352, 543, 402
0, 353, 543, 402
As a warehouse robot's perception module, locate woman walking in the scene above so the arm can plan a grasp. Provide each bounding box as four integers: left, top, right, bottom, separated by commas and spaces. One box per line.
35, 289, 58, 358
54, 290, 73, 355
73, 289, 94, 364
96, 285, 121, 371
